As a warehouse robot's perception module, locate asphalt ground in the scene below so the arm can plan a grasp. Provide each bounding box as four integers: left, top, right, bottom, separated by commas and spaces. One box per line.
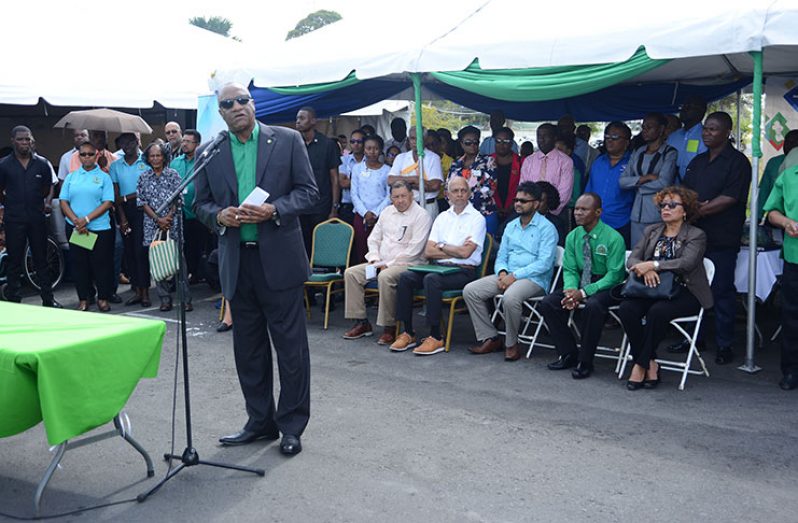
1, 283, 796, 522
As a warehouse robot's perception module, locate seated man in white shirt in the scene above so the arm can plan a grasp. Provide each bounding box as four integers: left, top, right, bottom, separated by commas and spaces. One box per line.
387, 126, 443, 218
343, 181, 433, 345
391, 176, 487, 355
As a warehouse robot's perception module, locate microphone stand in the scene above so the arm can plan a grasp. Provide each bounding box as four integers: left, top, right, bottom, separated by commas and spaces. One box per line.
137, 143, 264, 503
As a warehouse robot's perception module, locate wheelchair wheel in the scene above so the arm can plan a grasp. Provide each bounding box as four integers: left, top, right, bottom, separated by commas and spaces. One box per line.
25, 237, 65, 290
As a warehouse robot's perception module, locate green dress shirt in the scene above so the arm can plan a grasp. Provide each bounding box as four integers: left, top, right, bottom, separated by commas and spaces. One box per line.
562, 220, 626, 296
763, 165, 798, 264
229, 124, 259, 242
169, 154, 196, 220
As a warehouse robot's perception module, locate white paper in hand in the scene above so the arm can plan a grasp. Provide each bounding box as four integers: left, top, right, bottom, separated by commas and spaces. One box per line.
365, 264, 377, 280
241, 187, 270, 207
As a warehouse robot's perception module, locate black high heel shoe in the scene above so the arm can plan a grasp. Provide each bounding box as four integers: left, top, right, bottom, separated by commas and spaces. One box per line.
627, 379, 645, 391
644, 364, 662, 389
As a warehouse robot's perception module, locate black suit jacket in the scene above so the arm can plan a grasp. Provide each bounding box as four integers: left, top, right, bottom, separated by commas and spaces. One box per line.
193, 123, 319, 298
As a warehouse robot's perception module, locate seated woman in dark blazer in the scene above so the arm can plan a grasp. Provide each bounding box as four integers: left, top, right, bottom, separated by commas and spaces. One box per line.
616, 186, 713, 390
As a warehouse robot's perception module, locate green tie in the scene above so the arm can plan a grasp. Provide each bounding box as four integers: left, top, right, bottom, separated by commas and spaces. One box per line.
580, 234, 592, 289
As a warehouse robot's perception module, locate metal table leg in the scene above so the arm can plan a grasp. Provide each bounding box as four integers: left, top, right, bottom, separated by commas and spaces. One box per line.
32, 411, 153, 516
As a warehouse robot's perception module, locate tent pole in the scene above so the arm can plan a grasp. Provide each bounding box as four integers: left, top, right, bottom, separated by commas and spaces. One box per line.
411, 73, 425, 206
735, 89, 742, 150
740, 51, 763, 374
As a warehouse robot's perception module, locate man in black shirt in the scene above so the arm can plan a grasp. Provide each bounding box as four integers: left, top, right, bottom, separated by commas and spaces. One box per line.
682, 112, 751, 364
295, 106, 341, 256
0, 126, 60, 307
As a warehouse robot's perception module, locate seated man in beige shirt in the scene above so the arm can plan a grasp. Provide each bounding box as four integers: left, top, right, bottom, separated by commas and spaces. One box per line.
343, 180, 433, 345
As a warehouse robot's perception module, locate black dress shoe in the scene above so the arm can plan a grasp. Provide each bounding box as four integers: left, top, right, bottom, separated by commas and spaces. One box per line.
779, 373, 798, 391
571, 363, 593, 380
280, 434, 302, 456
667, 339, 706, 354
125, 295, 142, 306
547, 354, 578, 371
109, 293, 123, 304
219, 428, 279, 446
216, 321, 233, 333
42, 299, 63, 308
715, 346, 734, 365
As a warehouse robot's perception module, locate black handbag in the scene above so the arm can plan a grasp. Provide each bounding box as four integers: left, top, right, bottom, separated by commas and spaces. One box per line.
620, 270, 682, 300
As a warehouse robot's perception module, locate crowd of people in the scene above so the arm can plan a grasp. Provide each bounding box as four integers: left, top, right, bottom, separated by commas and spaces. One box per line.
1, 93, 797, 392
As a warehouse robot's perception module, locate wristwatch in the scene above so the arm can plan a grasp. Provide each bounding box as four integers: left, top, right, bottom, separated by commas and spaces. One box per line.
653, 260, 660, 271
84, 216, 91, 225
437, 242, 446, 250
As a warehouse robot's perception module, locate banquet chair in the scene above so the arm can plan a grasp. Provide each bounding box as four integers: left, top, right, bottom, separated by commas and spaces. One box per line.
617, 257, 715, 390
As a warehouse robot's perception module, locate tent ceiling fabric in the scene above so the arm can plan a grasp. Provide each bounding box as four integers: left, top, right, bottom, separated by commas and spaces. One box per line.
0, 5, 240, 109
214, 0, 798, 90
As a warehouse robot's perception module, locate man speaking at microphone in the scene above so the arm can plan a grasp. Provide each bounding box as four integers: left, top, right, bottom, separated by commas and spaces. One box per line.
194, 83, 319, 456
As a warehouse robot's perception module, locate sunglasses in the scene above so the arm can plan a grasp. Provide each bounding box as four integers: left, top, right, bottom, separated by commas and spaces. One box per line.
604, 134, 627, 141
79, 152, 96, 157
350, 139, 364, 144
495, 139, 513, 144
659, 201, 683, 210
462, 140, 479, 146
165, 130, 180, 135
513, 197, 536, 204
387, 152, 398, 158
219, 96, 253, 110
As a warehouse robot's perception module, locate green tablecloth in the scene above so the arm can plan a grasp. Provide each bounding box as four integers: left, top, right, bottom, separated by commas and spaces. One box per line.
0, 303, 164, 445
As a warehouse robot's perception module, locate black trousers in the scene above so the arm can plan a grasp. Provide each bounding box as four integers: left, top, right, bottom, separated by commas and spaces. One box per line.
65, 224, 114, 301
704, 247, 738, 348
538, 288, 621, 365
230, 247, 310, 437
183, 217, 212, 280
780, 261, 798, 375
121, 200, 150, 289
616, 290, 700, 369
300, 211, 329, 258
3, 218, 53, 302
396, 267, 476, 335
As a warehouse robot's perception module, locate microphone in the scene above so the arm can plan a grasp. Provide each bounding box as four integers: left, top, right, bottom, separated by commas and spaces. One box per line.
200, 131, 228, 158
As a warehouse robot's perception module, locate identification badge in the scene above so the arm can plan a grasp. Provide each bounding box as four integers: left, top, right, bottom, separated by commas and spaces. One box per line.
686, 139, 700, 153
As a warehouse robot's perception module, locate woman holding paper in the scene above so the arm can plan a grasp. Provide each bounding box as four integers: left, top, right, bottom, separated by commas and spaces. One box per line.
59, 140, 115, 312
137, 141, 191, 312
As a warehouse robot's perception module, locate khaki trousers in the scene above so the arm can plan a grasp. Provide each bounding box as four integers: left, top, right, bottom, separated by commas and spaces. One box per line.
463, 275, 544, 346
344, 263, 407, 327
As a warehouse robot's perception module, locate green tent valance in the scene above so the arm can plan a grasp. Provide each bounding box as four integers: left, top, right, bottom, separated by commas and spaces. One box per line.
269, 71, 360, 95
429, 47, 667, 102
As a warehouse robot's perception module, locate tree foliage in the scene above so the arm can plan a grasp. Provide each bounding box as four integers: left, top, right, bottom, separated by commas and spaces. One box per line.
190, 16, 234, 37
286, 10, 342, 40
410, 101, 488, 133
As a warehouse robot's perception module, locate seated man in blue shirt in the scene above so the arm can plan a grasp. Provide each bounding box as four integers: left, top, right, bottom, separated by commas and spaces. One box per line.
464, 182, 558, 361
585, 121, 634, 247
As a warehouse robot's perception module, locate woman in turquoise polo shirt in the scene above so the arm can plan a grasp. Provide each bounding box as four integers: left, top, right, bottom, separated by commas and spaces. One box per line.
60, 140, 115, 311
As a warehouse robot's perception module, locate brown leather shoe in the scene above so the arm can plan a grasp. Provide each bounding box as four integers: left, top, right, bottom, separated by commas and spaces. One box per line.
469, 337, 502, 354
377, 327, 395, 345
504, 343, 521, 361
343, 321, 373, 340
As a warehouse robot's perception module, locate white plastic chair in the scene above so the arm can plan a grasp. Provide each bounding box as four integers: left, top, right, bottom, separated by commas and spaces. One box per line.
617, 258, 715, 390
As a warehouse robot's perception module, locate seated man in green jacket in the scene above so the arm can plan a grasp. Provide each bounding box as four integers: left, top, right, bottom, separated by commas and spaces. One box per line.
540, 192, 627, 379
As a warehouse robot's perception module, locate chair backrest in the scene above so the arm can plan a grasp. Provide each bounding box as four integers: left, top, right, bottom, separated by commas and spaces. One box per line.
310, 218, 355, 269
479, 233, 494, 277
703, 257, 715, 285
549, 245, 565, 293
